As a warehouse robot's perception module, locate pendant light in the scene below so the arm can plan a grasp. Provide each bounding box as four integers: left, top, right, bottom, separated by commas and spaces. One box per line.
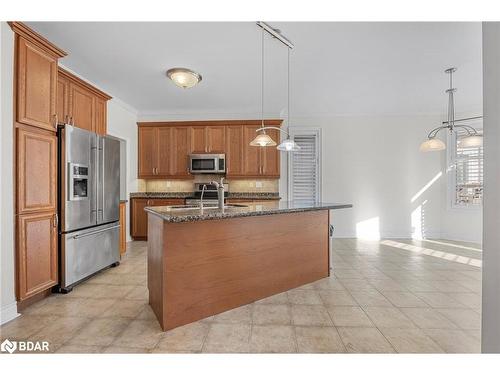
420, 68, 483, 152
249, 22, 300, 152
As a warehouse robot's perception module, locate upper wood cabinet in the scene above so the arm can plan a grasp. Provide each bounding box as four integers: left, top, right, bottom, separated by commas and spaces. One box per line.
225, 125, 244, 177
15, 31, 65, 131
57, 67, 111, 135
16, 127, 57, 214
137, 120, 281, 179
17, 211, 58, 300
138, 126, 158, 178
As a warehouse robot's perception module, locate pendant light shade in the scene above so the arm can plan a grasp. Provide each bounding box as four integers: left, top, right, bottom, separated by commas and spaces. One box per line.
250, 133, 277, 147
277, 138, 301, 151
419, 138, 446, 152
459, 134, 483, 148
166, 68, 202, 88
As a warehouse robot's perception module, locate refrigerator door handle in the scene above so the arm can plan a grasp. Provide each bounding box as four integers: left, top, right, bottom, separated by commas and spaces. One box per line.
97, 136, 104, 223
90, 139, 98, 224
72, 224, 121, 240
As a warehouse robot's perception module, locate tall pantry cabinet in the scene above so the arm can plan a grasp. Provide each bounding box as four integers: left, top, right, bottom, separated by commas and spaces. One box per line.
9, 22, 67, 303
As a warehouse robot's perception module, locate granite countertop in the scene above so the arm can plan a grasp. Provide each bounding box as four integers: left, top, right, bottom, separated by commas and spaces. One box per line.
145, 201, 353, 223
130, 192, 280, 200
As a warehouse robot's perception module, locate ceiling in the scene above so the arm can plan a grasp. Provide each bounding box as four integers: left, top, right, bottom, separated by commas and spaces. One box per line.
27, 22, 483, 119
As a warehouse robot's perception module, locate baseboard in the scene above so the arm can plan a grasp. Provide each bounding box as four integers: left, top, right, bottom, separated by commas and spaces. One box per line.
0, 301, 19, 326
440, 232, 482, 244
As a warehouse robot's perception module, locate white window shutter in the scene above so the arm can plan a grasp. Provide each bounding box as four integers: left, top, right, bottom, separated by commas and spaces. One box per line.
289, 129, 321, 202
454, 128, 483, 206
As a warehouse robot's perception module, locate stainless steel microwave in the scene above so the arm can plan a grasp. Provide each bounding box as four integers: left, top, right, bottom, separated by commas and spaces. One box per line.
189, 154, 226, 174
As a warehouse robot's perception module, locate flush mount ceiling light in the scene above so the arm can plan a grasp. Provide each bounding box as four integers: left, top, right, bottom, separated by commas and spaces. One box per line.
166, 68, 202, 89
420, 68, 483, 152
250, 22, 300, 152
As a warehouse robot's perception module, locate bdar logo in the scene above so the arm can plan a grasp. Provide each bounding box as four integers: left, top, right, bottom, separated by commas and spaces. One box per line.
1, 339, 17, 354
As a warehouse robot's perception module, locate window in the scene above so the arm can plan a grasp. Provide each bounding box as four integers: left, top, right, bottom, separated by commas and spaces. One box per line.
448, 122, 483, 208
288, 128, 321, 202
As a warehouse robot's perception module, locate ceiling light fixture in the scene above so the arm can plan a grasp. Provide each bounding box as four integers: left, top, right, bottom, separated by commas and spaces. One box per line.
166, 67, 202, 89
250, 22, 300, 152
420, 68, 483, 152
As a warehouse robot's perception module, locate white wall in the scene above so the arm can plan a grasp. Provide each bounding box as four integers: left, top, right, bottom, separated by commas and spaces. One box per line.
106, 99, 139, 242
481, 21, 500, 353
0, 22, 18, 325
283, 115, 445, 239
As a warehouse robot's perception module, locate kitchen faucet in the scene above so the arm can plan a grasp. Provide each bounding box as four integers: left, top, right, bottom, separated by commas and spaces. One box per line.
200, 184, 207, 211
210, 177, 225, 209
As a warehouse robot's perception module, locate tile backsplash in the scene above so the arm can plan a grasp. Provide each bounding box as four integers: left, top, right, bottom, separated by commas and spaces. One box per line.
138, 176, 279, 193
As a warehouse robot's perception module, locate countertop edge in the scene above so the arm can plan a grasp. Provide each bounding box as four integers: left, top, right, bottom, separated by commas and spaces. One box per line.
145, 204, 353, 223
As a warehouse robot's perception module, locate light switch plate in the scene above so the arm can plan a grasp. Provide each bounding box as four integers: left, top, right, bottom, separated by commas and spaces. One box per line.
255, 181, 263, 188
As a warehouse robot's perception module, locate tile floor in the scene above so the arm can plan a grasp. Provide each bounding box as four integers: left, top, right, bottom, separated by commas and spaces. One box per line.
0, 238, 482, 353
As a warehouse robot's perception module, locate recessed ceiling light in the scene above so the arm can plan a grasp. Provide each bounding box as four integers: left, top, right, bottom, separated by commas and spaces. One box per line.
166, 68, 202, 89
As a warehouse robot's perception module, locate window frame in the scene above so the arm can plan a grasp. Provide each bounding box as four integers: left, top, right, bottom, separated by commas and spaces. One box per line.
446, 118, 483, 211
287, 127, 322, 202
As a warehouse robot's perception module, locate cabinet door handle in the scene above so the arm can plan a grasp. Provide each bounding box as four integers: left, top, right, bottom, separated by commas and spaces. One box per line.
53, 213, 58, 228
65, 115, 69, 124
54, 114, 58, 127
70, 116, 74, 125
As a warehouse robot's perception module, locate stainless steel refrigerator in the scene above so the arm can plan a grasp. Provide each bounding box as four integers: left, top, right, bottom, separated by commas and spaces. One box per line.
57, 124, 120, 292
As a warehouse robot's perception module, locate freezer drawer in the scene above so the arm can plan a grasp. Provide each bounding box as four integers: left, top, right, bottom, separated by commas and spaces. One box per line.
61, 222, 120, 288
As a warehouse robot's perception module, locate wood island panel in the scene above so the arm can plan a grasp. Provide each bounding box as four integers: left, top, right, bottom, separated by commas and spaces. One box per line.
148, 210, 330, 330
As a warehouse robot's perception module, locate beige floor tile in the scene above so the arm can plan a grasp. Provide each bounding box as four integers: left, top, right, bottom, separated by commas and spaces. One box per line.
447, 293, 481, 310
102, 346, 150, 353
338, 279, 377, 291
0, 315, 57, 340
413, 292, 467, 308
155, 322, 210, 352
69, 318, 131, 346
29, 316, 90, 345
327, 306, 374, 327
400, 308, 458, 329
295, 326, 345, 353
101, 300, 147, 319
312, 277, 346, 291
93, 285, 137, 299
379, 328, 444, 353
295, 282, 317, 290
287, 289, 323, 305
435, 309, 481, 330
252, 304, 291, 325
333, 269, 366, 279
363, 307, 415, 328
318, 290, 358, 306
202, 323, 251, 353
56, 344, 103, 353
381, 291, 429, 308
369, 279, 408, 292
254, 292, 289, 305
433, 280, 474, 293
337, 327, 395, 353
136, 305, 157, 321
464, 329, 481, 341
423, 329, 480, 353
124, 285, 149, 301
213, 305, 252, 324
112, 319, 164, 349
291, 305, 333, 326
249, 325, 296, 353
350, 290, 392, 307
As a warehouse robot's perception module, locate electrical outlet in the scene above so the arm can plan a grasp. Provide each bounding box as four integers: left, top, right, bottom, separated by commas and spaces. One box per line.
255, 181, 263, 188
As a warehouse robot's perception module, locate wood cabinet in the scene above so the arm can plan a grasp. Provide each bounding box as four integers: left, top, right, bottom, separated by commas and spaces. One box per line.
137, 120, 281, 180
10, 22, 66, 303
131, 198, 184, 239
57, 67, 111, 135
16, 211, 58, 300
16, 128, 57, 214
138, 126, 191, 179
15, 36, 62, 131
119, 202, 127, 255
225, 125, 244, 177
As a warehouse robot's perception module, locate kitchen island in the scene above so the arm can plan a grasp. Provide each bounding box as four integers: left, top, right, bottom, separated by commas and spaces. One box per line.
145, 201, 352, 331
